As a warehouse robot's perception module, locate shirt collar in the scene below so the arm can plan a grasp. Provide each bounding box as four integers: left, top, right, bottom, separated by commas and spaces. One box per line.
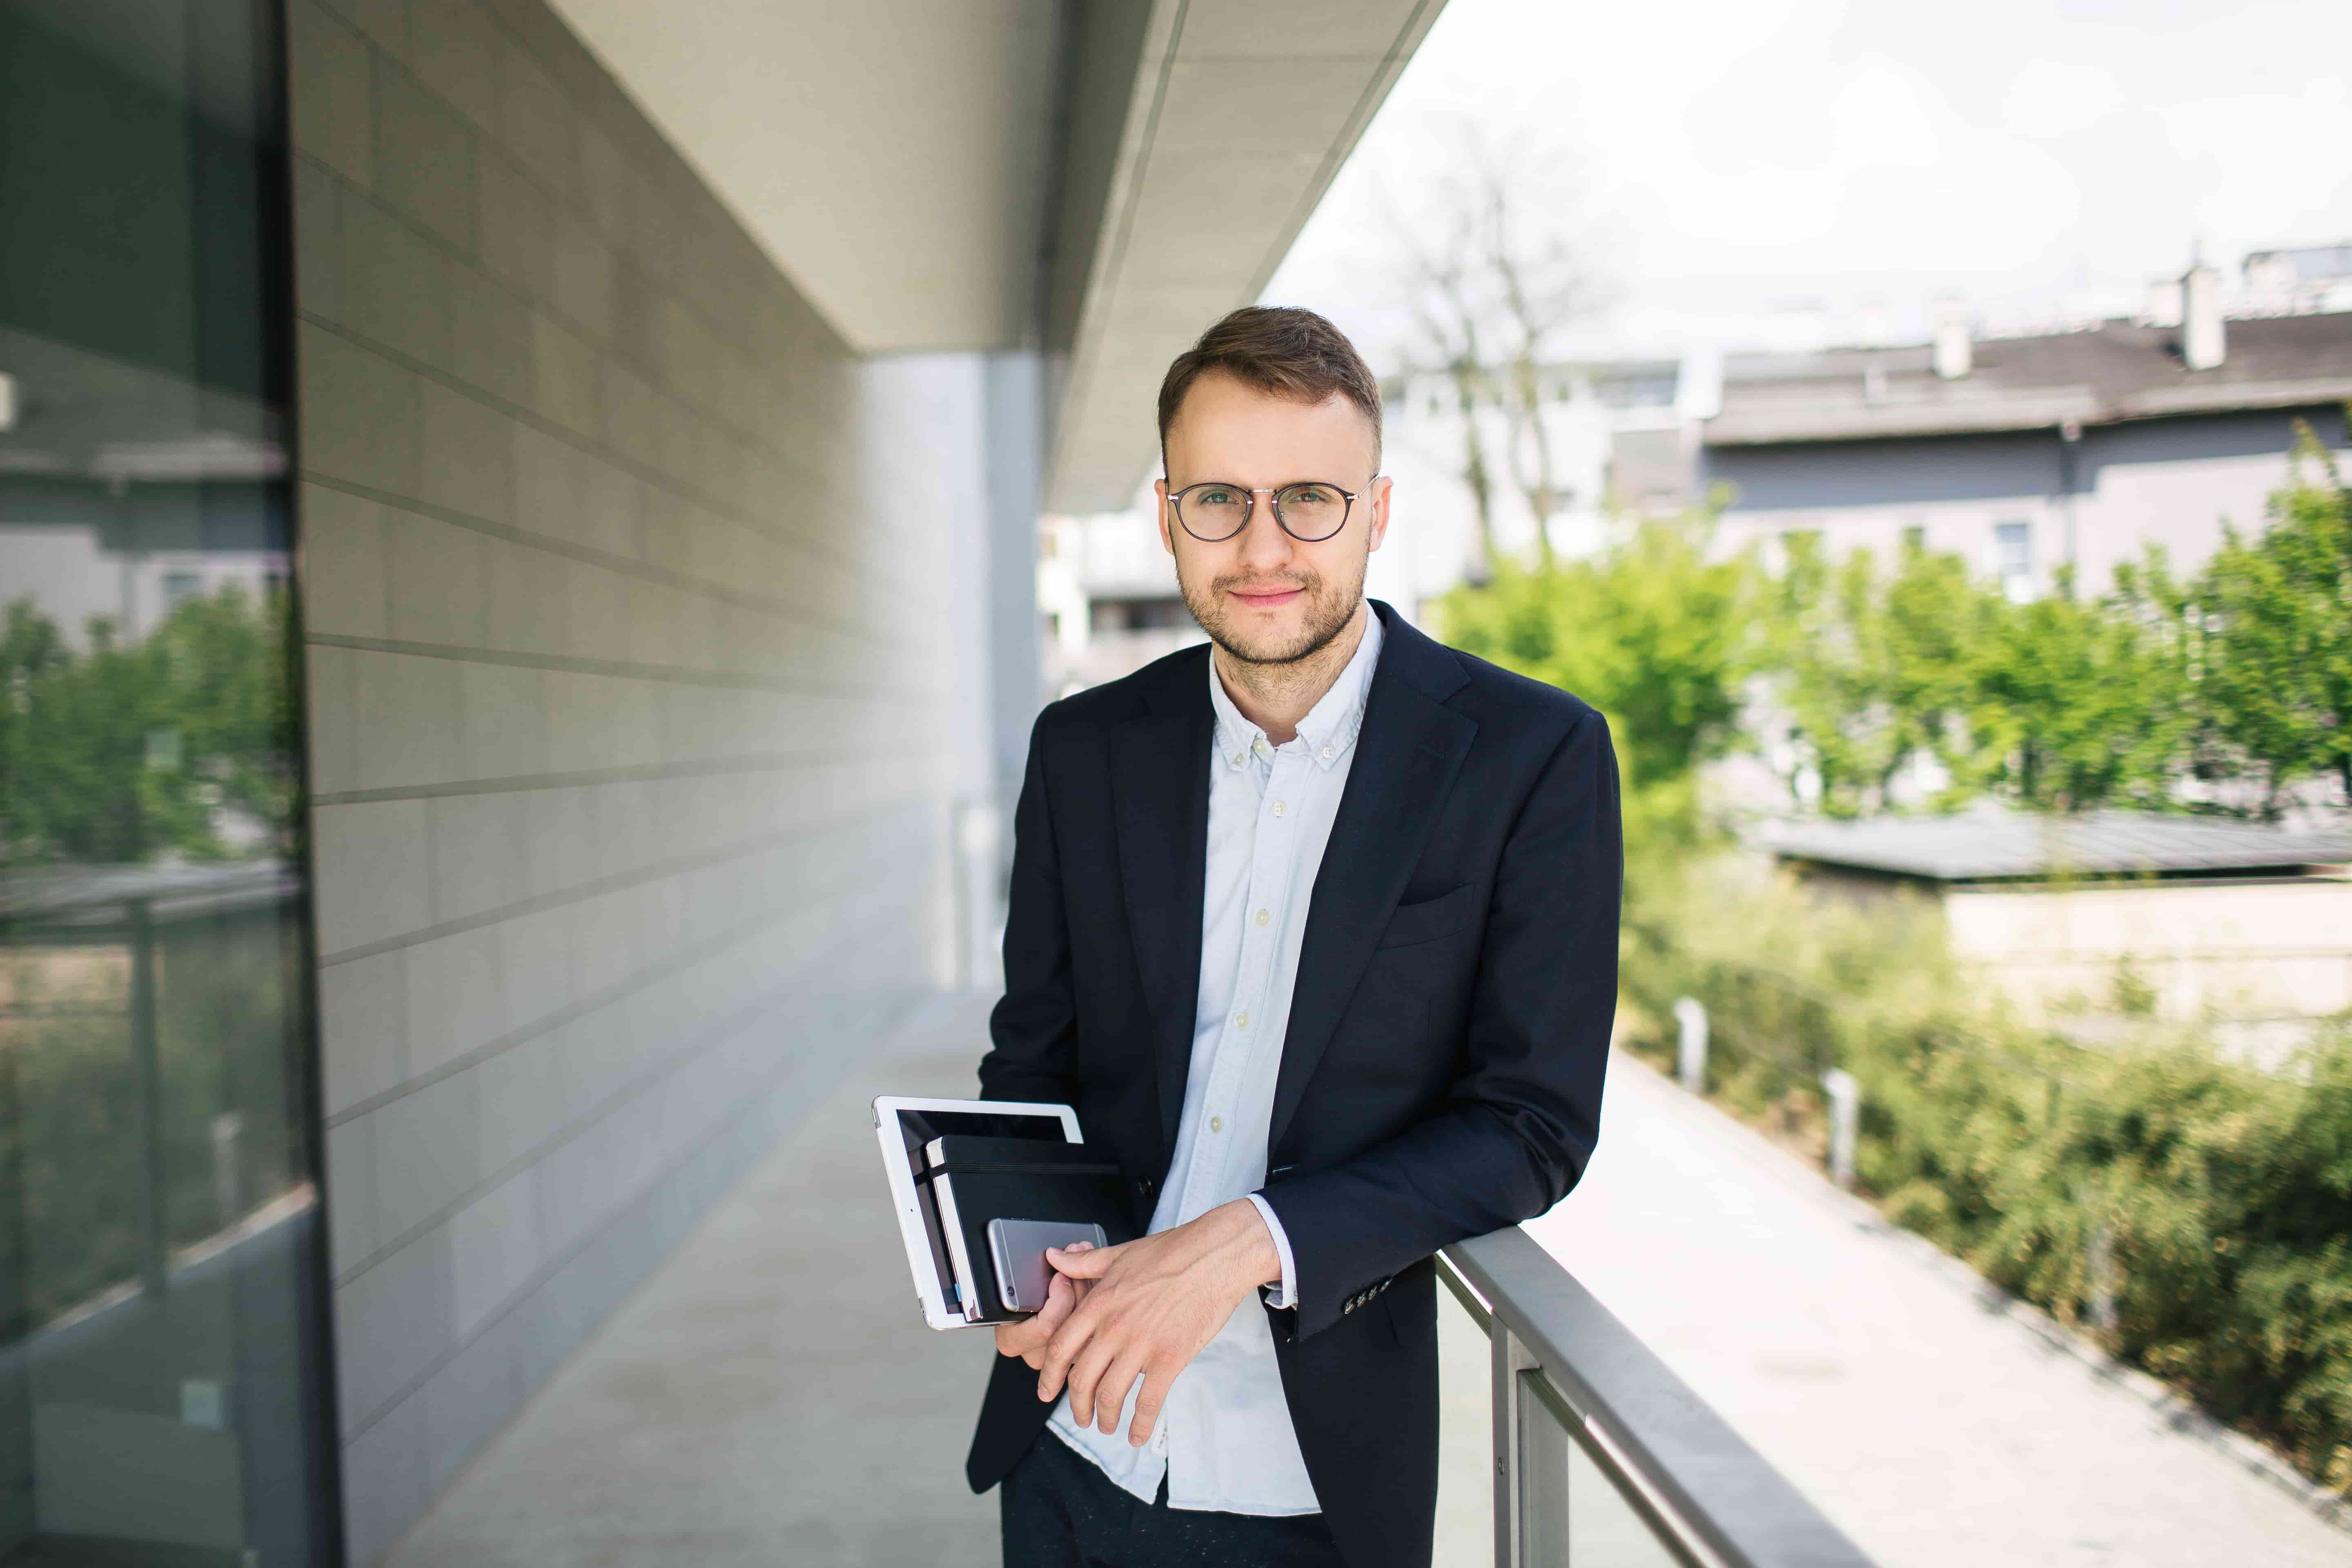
1208, 607, 1385, 773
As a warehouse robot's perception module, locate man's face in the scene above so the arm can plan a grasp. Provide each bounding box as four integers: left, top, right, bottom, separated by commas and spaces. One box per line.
1156, 370, 1391, 667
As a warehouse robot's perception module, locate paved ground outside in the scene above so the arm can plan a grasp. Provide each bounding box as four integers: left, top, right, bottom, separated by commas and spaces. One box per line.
384, 991, 1003, 1568
1532, 1050, 2352, 1568
384, 995, 2350, 1566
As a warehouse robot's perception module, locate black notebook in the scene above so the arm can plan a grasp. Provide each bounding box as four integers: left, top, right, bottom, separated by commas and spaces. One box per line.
915, 1135, 1136, 1326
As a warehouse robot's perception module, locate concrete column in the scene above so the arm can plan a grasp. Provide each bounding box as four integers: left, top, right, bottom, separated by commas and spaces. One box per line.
984, 350, 1044, 877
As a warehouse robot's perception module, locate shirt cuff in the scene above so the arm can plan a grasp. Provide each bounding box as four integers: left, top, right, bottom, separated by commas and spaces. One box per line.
1244, 1192, 1298, 1310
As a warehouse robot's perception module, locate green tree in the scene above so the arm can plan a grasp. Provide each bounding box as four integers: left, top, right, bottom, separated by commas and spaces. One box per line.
0, 584, 294, 866
2196, 425, 2352, 816
1764, 537, 2003, 816
1971, 561, 2200, 813
1440, 506, 1753, 846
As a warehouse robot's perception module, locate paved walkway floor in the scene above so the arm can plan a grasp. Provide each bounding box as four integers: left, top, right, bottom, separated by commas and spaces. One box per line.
382, 998, 2348, 1567
1529, 1051, 2352, 1568
384, 991, 1002, 1568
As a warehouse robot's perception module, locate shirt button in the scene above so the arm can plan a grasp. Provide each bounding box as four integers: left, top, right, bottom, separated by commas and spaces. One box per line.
1254, 908, 1270, 927
1270, 800, 1286, 818
1235, 1011, 1248, 1030
1153, 1430, 1169, 1456
1321, 746, 1333, 760
1210, 1116, 1223, 1133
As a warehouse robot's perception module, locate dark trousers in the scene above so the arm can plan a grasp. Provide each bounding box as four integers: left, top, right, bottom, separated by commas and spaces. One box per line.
1000, 1429, 1346, 1568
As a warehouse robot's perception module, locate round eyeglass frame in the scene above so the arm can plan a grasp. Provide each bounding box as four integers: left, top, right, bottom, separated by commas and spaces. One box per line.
1165, 479, 1373, 543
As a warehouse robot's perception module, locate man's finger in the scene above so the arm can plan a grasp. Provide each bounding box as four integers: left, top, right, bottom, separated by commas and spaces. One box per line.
1062, 1332, 1120, 1429
1127, 1364, 1173, 1448
1094, 1352, 1145, 1437
1046, 1240, 1121, 1280
1036, 1286, 1107, 1402
996, 1313, 1045, 1360
1004, 1276, 1074, 1365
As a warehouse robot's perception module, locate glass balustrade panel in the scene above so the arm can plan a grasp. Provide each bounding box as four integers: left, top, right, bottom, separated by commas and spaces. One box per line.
1434, 1274, 1494, 1564
1566, 1415, 1688, 1568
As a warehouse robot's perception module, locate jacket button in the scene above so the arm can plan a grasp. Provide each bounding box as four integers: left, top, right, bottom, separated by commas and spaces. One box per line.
1136, 1176, 1156, 1198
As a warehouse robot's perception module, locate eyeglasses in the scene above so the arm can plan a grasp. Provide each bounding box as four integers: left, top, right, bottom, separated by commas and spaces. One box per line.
1165, 479, 1371, 543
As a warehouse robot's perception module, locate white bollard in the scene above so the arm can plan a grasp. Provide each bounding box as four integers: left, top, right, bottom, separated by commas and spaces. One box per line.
1821, 1069, 1860, 1189
2085, 1221, 2119, 1333
1672, 997, 1708, 1093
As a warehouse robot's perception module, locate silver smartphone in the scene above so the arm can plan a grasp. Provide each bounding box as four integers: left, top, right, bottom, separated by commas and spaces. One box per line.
987, 1217, 1109, 1314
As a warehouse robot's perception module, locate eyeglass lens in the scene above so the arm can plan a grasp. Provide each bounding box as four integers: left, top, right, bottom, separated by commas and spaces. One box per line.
1176, 482, 1350, 542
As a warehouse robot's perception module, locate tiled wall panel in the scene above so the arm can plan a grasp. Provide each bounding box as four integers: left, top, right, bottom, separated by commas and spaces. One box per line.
287, 0, 971, 1556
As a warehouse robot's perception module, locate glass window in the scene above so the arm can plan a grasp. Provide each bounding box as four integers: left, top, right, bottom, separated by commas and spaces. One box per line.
1995, 519, 2034, 601
0, 1, 339, 1562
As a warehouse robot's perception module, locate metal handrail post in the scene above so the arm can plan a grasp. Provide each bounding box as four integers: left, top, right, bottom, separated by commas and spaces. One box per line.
1493, 1323, 1562, 1565
1446, 1229, 1877, 1568
129, 898, 167, 1297
1491, 1321, 1517, 1566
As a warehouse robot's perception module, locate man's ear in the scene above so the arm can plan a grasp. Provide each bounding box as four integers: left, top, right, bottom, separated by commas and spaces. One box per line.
1365, 474, 1394, 554
1152, 477, 1174, 557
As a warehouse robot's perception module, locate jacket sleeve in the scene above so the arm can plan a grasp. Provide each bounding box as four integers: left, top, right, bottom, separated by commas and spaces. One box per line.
1257, 708, 1622, 1341
978, 712, 1080, 1107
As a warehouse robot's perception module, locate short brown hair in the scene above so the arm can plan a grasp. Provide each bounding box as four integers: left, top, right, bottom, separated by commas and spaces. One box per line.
1156, 306, 1382, 469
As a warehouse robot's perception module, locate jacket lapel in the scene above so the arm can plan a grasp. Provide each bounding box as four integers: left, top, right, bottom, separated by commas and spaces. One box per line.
1269, 609, 1474, 1152
1112, 652, 1213, 1164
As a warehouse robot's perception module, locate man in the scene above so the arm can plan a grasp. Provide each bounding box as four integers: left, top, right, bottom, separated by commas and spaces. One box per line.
969, 306, 1621, 1568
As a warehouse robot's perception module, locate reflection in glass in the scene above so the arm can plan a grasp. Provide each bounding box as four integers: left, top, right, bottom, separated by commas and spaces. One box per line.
1, 0, 337, 1561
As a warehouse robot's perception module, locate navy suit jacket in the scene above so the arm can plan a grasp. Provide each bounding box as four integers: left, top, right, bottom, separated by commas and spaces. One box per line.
966, 600, 1622, 1568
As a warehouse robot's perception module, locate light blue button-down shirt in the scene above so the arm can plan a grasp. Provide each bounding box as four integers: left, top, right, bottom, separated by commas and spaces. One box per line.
1049, 610, 1385, 1515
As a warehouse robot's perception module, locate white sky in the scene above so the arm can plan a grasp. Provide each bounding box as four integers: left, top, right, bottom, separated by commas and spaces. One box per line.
1267, 0, 2352, 357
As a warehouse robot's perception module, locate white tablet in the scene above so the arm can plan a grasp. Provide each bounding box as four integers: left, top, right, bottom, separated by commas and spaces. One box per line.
873, 1095, 1081, 1330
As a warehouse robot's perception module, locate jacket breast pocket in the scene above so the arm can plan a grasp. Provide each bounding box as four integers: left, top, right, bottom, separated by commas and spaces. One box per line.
1374, 883, 1477, 950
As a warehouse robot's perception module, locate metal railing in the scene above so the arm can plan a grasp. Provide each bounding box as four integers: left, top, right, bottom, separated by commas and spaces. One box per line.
1441, 1227, 1877, 1568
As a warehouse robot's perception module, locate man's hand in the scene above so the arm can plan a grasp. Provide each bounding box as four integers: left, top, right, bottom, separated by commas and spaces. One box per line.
1032, 1199, 1281, 1447
993, 1242, 1094, 1368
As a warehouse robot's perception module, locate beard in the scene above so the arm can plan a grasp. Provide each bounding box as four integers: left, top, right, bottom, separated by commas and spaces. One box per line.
1179, 552, 1366, 668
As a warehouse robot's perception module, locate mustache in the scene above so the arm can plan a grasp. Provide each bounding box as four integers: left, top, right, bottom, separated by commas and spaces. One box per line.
1215, 574, 1319, 595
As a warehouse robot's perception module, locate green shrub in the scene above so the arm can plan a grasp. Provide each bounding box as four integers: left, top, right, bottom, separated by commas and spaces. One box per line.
1620, 852, 2352, 1496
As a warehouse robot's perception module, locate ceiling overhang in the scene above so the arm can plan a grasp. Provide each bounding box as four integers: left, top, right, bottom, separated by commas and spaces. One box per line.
546, 0, 1063, 353
1040, 0, 1448, 513
544, 0, 1447, 508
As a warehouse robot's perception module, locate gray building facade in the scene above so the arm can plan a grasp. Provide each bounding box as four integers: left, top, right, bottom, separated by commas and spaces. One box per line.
1699, 311, 2352, 598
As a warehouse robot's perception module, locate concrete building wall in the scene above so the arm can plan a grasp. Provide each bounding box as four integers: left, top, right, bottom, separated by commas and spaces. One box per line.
285, 0, 984, 1556
1942, 878, 2352, 1022
2071, 408, 2350, 592
1704, 407, 2351, 596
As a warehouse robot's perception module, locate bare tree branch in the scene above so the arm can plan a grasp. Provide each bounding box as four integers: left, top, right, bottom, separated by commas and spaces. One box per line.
1376, 119, 1607, 573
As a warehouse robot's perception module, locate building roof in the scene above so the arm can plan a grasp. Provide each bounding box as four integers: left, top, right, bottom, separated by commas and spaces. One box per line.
1760, 807, 2352, 884
1703, 312, 2352, 447
2246, 242, 2352, 285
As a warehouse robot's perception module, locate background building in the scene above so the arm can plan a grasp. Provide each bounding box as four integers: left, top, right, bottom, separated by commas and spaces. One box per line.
1766, 807, 2352, 1027
1353, 250, 2352, 616
1699, 287, 2352, 601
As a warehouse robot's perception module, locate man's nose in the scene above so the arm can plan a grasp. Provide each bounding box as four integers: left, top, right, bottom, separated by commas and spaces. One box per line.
1232, 494, 1293, 572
